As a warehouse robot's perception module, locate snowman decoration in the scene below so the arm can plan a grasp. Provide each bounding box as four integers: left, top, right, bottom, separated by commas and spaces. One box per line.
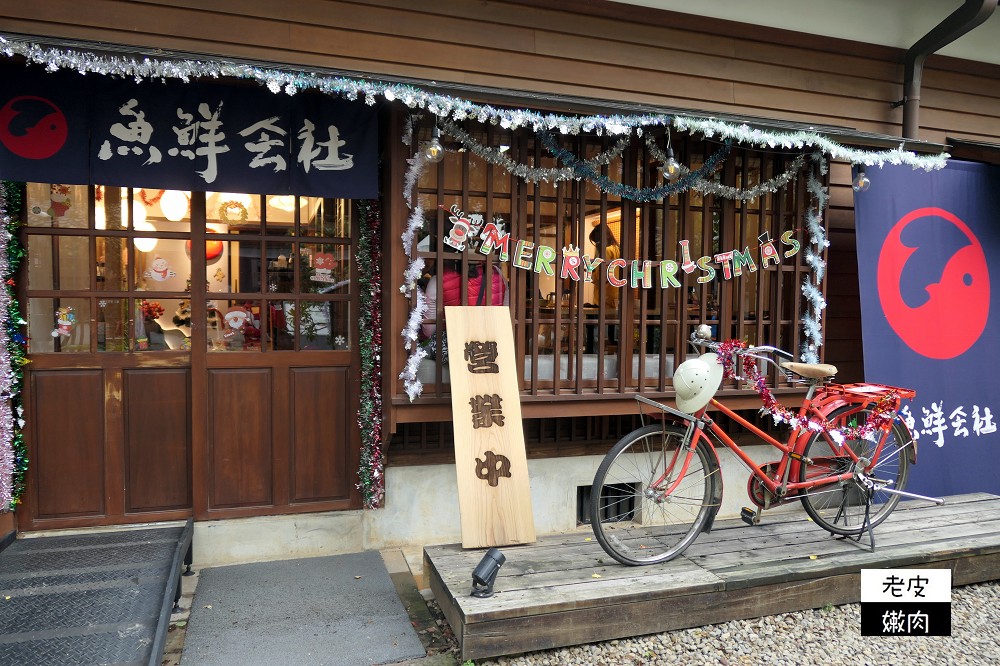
144, 256, 176, 282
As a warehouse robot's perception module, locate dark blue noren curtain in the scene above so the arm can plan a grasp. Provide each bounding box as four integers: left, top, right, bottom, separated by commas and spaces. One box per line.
0, 61, 377, 198
854, 160, 1000, 497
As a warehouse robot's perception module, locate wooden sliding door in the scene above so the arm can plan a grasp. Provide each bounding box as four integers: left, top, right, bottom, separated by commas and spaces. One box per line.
19, 184, 361, 530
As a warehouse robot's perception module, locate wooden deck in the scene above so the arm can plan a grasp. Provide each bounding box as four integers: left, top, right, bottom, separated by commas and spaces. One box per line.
425, 493, 1000, 661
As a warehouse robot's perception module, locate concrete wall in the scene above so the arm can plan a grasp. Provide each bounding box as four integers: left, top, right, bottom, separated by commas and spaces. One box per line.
194, 445, 801, 577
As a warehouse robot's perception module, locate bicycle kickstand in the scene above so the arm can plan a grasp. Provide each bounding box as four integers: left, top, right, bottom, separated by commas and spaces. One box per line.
858, 488, 875, 553
852, 487, 876, 552
833, 485, 876, 552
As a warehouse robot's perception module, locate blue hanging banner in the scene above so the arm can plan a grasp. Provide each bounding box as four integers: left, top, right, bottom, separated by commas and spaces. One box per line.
854, 160, 1000, 497
0, 61, 377, 198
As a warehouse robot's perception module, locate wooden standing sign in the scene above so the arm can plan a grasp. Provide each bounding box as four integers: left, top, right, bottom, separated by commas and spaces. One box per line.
445, 306, 536, 548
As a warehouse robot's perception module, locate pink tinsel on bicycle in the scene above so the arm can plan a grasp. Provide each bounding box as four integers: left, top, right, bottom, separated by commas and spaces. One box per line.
714, 339, 898, 444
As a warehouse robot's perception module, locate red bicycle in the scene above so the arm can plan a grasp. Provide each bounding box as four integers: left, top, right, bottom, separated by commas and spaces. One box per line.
590, 327, 944, 566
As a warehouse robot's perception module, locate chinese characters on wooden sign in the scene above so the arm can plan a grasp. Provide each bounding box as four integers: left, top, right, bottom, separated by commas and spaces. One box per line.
446, 306, 535, 549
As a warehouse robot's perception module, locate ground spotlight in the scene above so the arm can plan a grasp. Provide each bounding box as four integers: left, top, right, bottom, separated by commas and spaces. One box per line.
471, 547, 505, 598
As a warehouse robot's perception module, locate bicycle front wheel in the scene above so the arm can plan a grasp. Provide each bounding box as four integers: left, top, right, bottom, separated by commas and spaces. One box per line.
590, 423, 717, 566
799, 405, 911, 536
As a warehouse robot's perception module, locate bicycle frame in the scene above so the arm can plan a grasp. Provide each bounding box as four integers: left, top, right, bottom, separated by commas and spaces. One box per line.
696, 396, 851, 502
644, 380, 916, 505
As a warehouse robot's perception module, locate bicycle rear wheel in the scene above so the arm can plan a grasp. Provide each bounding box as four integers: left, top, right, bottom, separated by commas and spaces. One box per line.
590, 423, 717, 566
799, 405, 911, 536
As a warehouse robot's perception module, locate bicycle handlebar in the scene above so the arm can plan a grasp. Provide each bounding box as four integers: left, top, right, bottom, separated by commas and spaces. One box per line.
688, 326, 797, 380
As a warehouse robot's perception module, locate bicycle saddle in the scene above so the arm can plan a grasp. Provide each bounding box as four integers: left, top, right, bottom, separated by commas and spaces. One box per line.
780, 361, 838, 379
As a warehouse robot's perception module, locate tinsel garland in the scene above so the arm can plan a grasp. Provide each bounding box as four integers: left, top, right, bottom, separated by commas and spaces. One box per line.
673, 116, 948, 172
401, 205, 424, 258
0, 33, 950, 172
800, 153, 829, 363
399, 154, 430, 400
138, 189, 165, 207
400, 346, 429, 403
538, 131, 732, 202
0, 181, 28, 512
403, 152, 428, 211
399, 205, 425, 297
441, 119, 629, 184
716, 340, 897, 445
644, 137, 807, 201
444, 119, 804, 201
355, 200, 385, 509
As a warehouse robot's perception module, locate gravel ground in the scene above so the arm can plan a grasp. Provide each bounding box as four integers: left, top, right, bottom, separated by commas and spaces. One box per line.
439, 580, 1000, 666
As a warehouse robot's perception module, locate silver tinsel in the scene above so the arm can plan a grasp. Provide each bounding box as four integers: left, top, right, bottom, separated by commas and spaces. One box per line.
441, 119, 628, 184
401, 205, 424, 258
0, 33, 949, 171
800, 153, 829, 364
674, 116, 948, 172
401, 288, 427, 352
401, 257, 425, 296
399, 347, 429, 402
403, 152, 428, 211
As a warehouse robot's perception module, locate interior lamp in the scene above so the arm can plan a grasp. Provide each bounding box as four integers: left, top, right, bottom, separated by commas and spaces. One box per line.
133, 219, 158, 253
160, 190, 190, 221
268, 195, 298, 212
852, 164, 871, 192
422, 124, 446, 163
470, 547, 506, 598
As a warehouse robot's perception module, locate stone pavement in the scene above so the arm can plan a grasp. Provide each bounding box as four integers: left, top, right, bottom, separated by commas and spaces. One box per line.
167, 550, 459, 666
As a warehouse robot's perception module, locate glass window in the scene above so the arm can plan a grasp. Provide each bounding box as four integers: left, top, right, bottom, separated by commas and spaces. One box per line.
265, 242, 295, 294
300, 242, 350, 294
295, 300, 349, 351
208, 298, 263, 352
207, 192, 260, 233
28, 297, 91, 353
24, 185, 352, 356
26, 183, 89, 228
24, 236, 89, 291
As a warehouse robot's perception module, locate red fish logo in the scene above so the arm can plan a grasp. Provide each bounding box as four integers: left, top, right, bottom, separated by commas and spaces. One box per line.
0, 95, 69, 159
877, 207, 989, 359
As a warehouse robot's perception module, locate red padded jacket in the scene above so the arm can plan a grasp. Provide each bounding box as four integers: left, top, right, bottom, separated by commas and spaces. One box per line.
440, 265, 507, 306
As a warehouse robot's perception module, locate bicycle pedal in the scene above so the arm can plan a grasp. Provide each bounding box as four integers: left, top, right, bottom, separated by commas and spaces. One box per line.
740, 507, 759, 526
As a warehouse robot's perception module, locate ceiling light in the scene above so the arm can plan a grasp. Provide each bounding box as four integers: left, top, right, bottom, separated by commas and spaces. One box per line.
267, 195, 307, 212
423, 125, 445, 163
852, 165, 871, 192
